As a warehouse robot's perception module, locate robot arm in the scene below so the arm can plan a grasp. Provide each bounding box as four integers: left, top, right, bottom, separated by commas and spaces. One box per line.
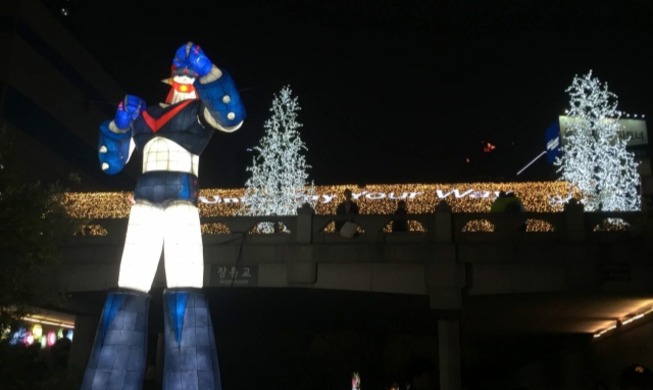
174, 42, 246, 132
195, 68, 246, 132
98, 121, 134, 175
98, 95, 144, 174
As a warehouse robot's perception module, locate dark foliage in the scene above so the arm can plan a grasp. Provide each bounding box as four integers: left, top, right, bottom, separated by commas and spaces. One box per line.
0, 124, 79, 339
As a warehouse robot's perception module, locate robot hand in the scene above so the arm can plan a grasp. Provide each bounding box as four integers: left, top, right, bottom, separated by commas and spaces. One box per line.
173, 42, 214, 78
114, 95, 146, 130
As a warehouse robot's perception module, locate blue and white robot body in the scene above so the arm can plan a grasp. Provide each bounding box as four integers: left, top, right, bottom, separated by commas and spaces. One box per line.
85, 41, 244, 390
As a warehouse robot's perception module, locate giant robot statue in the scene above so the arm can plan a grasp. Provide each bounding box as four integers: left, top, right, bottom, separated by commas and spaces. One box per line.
81, 41, 246, 390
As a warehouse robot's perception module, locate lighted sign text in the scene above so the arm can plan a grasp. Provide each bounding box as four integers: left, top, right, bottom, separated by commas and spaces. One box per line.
198, 189, 526, 205
211, 265, 257, 286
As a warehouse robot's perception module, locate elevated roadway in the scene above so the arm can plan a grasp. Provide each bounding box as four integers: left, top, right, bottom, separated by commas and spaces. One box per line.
52, 205, 653, 389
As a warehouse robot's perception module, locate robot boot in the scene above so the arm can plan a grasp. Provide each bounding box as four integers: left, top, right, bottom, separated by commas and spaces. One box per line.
80, 289, 150, 390
162, 288, 222, 390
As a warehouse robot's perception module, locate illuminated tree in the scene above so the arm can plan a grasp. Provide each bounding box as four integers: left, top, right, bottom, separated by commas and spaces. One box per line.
554, 70, 641, 211
240, 85, 316, 229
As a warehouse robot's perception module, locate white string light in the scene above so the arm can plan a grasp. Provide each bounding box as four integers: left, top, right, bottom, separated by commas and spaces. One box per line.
554, 70, 641, 212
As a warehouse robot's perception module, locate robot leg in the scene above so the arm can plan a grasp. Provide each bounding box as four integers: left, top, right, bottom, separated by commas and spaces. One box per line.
80, 289, 150, 390
162, 288, 222, 390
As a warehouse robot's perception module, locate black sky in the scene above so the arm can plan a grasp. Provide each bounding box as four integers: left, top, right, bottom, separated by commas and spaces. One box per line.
42, 0, 653, 188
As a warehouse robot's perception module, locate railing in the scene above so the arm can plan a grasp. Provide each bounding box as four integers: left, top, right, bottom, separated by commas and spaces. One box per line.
71, 206, 652, 246
56, 206, 653, 295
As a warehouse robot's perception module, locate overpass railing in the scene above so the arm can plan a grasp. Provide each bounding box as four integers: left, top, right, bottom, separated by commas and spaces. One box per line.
72, 203, 651, 246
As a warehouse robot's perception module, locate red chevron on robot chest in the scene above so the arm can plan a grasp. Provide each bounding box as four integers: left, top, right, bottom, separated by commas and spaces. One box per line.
142, 100, 192, 133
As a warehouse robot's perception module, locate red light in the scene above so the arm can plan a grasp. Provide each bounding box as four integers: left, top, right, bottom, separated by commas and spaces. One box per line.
483, 142, 496, 153
47, 331, 57, 346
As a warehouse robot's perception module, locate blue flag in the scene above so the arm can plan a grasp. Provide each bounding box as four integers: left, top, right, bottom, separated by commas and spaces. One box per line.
545, 120, 561, 165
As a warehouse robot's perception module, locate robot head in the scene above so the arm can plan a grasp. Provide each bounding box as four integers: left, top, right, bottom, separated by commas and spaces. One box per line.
164, 42, 211, 104
163, 73, 196, 104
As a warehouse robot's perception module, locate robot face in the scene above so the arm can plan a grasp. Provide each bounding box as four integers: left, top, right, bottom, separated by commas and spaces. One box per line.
168, 75, 197, 104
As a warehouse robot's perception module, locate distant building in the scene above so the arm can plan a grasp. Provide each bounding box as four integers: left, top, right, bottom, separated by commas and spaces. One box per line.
0, 0, 137, 190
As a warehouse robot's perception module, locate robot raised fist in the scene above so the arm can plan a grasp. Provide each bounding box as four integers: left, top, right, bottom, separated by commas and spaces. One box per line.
172, 41, 213, 78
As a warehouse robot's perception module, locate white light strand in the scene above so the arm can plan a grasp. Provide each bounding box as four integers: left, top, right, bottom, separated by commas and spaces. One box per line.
239, 85, 316, 231
593, 304, 653, 339
554, 70, 641, 212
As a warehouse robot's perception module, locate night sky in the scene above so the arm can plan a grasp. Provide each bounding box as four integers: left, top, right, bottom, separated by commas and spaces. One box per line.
40, 0, 653, 188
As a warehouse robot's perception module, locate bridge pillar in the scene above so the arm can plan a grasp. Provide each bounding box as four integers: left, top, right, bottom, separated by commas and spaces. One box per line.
295, 202, 314, 244
434, 200, 453, 242
69, 312, 100, 374
428, 287, 463, 389
438, 318, 461, 390
288, 203, 316, 284
564, 199, 585, 241
426, 224, 463, 390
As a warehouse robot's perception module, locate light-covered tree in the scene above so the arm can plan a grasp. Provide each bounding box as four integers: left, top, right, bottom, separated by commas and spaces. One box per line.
554, 70, 641, 211
240, 85, 316, 230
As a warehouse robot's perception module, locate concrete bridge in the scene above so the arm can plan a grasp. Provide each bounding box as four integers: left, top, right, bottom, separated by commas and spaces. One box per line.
52, 205, 653, 389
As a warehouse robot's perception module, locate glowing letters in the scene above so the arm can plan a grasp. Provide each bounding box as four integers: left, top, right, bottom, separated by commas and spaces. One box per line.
199, 189, 507, 205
